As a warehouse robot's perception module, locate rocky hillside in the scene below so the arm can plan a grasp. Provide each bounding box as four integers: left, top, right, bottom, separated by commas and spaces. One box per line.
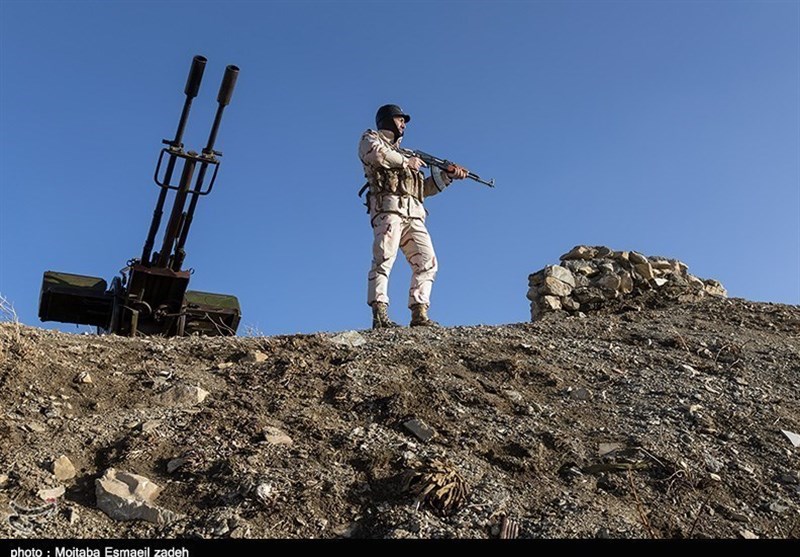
0, 295, 798, 540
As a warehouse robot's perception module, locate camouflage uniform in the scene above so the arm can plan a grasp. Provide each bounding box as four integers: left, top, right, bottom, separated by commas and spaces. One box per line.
359, 129, 453, 309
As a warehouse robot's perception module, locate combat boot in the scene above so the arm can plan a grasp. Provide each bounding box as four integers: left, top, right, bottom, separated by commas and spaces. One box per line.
410, 304, 440, 327
372, 302, 399, 329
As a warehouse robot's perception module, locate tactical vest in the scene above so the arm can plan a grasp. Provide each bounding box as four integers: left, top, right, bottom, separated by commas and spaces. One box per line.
359, 165, 423, 209
371, 166, 424, 200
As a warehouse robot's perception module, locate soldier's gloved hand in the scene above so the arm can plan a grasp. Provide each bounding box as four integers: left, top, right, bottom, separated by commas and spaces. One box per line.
446, 164, 468, 180
406, 156, 426, 171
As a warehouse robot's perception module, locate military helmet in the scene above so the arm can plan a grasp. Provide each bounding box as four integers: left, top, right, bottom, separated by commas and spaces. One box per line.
375, 104, 410, 129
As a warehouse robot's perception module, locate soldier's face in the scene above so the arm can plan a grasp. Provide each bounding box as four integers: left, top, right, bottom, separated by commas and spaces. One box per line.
393, 116, 406, 136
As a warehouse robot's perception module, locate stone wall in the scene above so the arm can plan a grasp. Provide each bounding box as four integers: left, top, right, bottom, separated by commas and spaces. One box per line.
527, 245, 727, 321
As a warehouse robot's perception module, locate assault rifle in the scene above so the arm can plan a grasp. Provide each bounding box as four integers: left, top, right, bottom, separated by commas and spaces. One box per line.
399, 148, 495, 188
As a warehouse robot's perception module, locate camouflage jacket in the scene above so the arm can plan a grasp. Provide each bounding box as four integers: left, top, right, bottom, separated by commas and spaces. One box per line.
358, 129, 451, 220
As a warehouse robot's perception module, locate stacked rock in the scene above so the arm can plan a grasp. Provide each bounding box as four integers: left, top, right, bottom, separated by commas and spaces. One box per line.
527, 245, 727, 321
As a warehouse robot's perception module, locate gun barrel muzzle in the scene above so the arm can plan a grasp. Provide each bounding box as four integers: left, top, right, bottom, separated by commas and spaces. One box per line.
217, 65, 239, 106
184, 55, 207, 98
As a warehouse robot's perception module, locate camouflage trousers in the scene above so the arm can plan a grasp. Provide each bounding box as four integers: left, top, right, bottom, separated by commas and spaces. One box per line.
367, 212, 438, 309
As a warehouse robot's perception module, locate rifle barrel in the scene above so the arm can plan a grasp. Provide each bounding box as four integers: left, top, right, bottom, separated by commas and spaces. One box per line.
468, 173, 495, 187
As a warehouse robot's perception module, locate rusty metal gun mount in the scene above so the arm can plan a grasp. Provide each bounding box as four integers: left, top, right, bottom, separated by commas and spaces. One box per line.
39, 55, 242, 337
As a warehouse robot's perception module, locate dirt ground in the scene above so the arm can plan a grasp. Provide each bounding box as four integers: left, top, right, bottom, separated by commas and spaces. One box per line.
0, 295, 798, 540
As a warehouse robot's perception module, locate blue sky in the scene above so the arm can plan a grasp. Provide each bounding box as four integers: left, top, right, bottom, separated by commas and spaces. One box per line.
1, 0, 798, 336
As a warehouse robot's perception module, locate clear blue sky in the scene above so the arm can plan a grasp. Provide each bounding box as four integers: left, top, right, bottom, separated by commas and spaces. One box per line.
1, 0, 798, 336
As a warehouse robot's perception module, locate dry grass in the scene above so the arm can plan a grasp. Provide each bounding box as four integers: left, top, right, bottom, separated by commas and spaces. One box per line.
0, 293, 28, 362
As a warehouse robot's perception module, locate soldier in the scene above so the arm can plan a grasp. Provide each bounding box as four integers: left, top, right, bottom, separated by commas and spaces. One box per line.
358, 104, 468, 329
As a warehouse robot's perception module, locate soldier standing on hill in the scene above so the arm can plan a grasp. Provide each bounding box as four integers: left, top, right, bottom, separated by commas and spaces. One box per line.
358, 104, 468, 329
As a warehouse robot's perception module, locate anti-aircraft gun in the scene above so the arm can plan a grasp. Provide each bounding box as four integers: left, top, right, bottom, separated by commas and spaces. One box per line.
38, 55, 242, 337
